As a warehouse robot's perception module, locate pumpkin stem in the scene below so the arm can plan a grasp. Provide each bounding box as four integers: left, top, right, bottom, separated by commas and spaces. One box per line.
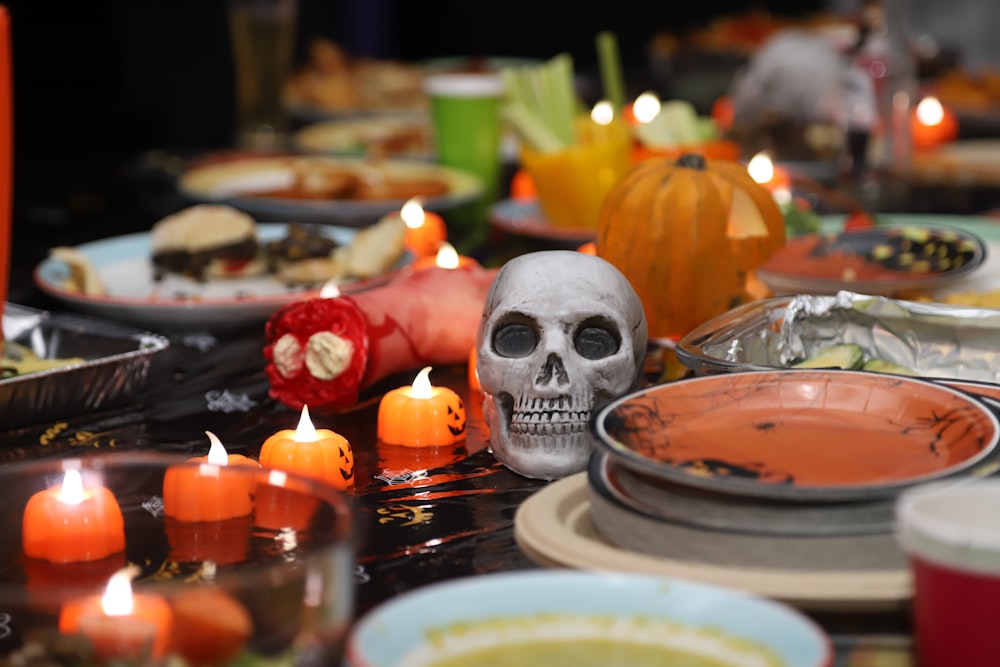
676, 153, 707, 170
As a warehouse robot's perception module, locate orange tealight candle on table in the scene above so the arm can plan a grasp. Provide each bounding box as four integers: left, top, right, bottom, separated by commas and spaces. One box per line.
398, 197, 448, 258
509, 168, 537, 201
378, 366, 467, 447
259, 405, 354, 491
911, 95, 959, 150
747, 152, 792, 193
22, 467, 125, 563
59, 565, 174, 661
162, 431, 260, 523
413, 242, 480, 271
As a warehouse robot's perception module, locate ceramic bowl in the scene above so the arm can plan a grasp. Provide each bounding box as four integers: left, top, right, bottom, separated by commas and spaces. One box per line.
757, 224, 987, 296
346, 570, 832, 667
591, 370, 1000, 503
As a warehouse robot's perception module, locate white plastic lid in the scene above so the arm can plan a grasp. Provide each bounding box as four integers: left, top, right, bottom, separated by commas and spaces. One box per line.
896, 478, 1000, 575
424, 73, 505, 98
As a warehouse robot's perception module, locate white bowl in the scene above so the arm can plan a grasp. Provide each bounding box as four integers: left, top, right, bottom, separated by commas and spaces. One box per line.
346, 570, 832, 667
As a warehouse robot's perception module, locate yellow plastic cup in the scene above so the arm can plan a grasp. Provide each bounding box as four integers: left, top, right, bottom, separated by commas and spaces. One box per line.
520, 117, 631, 230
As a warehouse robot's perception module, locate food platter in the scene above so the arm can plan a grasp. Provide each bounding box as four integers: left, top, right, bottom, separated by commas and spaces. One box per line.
292, 114, 435, 159
177, 155, 483, 225
758, 224, 987, 296
34, 224, 410, 332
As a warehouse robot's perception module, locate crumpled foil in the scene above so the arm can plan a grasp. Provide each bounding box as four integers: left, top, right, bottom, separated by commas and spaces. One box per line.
677, 291, 1000, 383
1, 303, 170, 429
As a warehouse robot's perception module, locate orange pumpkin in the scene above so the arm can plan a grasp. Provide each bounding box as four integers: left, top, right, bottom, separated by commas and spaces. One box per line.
596, 152, 785, 339
259, 427, 354, 491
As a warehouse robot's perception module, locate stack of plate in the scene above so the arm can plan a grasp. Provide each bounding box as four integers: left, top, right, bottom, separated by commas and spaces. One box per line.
585, 370, 1000, 574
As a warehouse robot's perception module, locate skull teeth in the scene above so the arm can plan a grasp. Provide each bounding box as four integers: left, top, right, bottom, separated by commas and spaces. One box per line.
511, 420, 588, 435
510, 394, 589, 435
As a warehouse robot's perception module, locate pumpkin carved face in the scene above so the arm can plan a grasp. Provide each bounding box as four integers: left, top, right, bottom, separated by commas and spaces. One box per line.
596, 152, 786, 340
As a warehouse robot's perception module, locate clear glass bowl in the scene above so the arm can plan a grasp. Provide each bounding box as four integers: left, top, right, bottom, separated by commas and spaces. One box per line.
0, 452, 355, 666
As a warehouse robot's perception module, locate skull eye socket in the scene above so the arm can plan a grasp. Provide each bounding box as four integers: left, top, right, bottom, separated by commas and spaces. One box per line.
493, 323, 537, 358
574, 325, 619, 360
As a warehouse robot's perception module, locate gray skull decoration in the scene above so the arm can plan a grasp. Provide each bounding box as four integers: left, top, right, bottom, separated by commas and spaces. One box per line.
476, 250, 648, 480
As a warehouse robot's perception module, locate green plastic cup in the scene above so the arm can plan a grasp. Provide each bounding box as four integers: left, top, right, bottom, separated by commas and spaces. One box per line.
424, 72, 505, 250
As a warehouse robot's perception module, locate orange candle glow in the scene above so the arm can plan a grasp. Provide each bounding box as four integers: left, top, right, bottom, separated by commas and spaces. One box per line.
510, 168, 537, 201
59, 566, 174, 660
397, 197, 448, 258
162, 432, 259, 523
378, 366, 467, 447
911, 95, 959, 149
259, 405, 354, 491
165, 514, 253, 566
413, 242, 480, 270
467, 347, 480, 393
747, 152, 791, 191
577, 241, 597, 255
22, 468, 125, 564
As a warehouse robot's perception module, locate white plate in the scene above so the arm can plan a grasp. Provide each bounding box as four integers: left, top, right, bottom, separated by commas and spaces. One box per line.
33, 224, 409, 332
177, 155, 483, 226
292, 114, 435, 159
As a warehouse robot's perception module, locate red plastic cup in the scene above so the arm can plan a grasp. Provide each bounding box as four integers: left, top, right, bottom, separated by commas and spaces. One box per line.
896, 480, 1000, 667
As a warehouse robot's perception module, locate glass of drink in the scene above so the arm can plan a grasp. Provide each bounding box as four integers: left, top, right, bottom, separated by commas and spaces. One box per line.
227, 0, 298, 152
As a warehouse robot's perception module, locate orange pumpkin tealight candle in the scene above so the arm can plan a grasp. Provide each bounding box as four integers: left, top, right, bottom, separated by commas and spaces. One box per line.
259, 405, 354, 491
911, 95, 959, 150
747, 151, 793, 207
59, 565, 174, 661
399, 197, 448, 258
378, 366, 467, 447
413, 242, 479, 271
162, 431, 259, 523
22, 467, 126, 564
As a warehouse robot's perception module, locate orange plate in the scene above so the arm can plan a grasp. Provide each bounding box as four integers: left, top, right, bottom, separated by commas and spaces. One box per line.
592, 370, 1000, 502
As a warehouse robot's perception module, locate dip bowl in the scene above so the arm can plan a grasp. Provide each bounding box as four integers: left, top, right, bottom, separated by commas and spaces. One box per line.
346, 570, 832, 667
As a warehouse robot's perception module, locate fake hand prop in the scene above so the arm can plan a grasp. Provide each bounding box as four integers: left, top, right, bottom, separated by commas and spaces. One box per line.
264, 264, 497, 412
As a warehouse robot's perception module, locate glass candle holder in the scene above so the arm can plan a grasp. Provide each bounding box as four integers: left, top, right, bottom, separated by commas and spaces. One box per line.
0, 452, 355, 667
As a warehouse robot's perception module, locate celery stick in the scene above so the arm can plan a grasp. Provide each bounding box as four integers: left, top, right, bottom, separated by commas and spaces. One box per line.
503, 102, 566, 153
499, 54, 579, 151
596, 31, 626, 111
545, 53, 578, 147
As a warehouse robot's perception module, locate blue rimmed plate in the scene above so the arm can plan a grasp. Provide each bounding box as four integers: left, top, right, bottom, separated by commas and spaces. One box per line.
34, 223, 410, 332
346, 570, 832, 667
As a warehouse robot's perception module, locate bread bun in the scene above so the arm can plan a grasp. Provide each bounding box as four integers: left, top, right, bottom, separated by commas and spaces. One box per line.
150, 205, 266, 281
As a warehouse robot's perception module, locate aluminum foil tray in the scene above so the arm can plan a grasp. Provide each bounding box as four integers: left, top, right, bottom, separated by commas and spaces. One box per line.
1, 303, 170, 429
676, 291, 1000, 383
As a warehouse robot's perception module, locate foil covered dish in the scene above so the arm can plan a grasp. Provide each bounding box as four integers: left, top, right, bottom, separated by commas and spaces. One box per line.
1, 303, 170, 428
675, 291, 1000, 384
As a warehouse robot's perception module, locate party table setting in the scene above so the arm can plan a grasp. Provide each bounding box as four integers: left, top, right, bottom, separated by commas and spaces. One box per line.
6, 3, 1000, 666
